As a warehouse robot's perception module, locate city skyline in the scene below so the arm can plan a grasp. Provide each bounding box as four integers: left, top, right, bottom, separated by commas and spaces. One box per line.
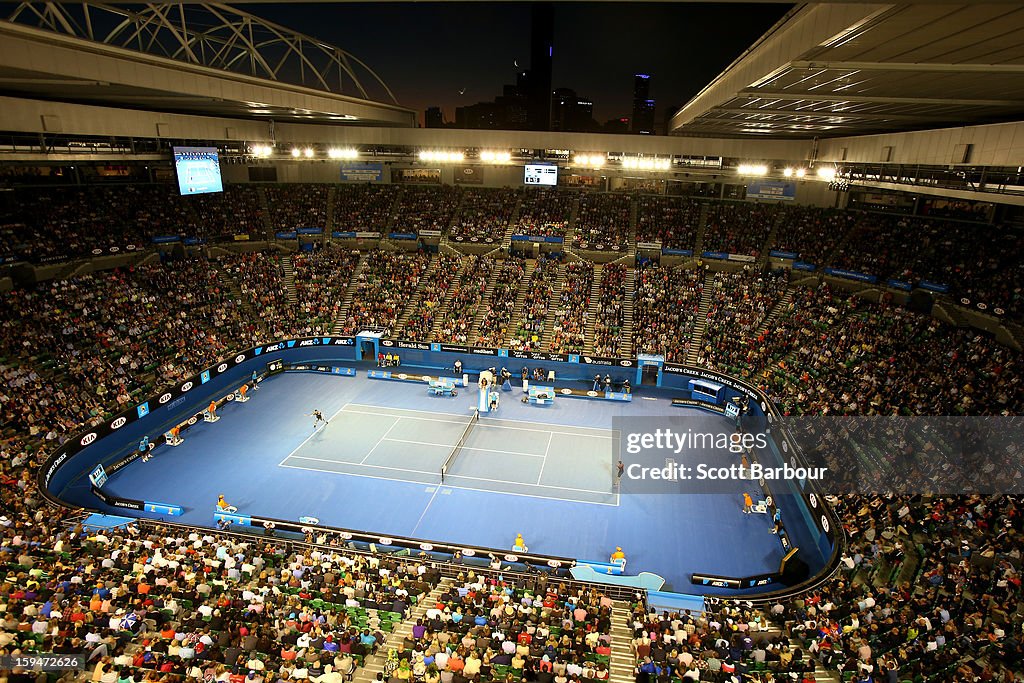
245, 2, 791, 128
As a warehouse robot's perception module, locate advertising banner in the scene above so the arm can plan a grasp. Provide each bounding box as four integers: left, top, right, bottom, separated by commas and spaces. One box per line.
340, 162, 383, 183
745, 181, 796, 201
455, 166, 483, 185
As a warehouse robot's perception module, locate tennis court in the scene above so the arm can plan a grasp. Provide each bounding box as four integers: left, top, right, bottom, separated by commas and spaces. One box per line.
279, 403, 619, 505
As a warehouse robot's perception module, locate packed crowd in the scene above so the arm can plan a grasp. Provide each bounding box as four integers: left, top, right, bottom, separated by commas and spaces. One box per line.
450, 189, 520, 242
547, 263, 593, 354
635, 197, 701, 250
513, 189, 573, 238
697, 269, 789, 370
771, 206, 857, 266
334, 185, 400, 233
218, 253, 303, 339
702, 202, 779, 258
0, 242, 1022, 683
474, 257, 527, 349
508, 257, 562, 351
434, 256, 495, 344
399, 255, 462, 341
5, 186, 194, 261
339, 252, 431, 336
391, 187, 461, 235
263, 185, 330, 231
708, 281, 1023, 418
592, 264, 627, 358
291, 247, 362, 336
574, 194, 631, 251
631, 263, 704, 362
394, 573, 615, 683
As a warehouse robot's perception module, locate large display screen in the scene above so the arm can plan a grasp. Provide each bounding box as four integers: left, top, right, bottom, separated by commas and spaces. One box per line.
524, 164, 558, 186
173, 146, 223, 195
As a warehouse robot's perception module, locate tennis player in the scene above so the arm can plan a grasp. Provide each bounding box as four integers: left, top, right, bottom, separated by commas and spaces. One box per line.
309, 409, 329, 430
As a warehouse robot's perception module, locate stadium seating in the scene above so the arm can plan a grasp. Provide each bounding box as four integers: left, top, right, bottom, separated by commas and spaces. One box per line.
450, 188, 520, 243
391, 187, 461, 234
263, 184, 331, 230
514, 188, 573, 238
334, 184, 401, 233
574, 194, 631, 251
631, 263, 704, 362
2, 185, 1023, 683
635, 196, 701, 250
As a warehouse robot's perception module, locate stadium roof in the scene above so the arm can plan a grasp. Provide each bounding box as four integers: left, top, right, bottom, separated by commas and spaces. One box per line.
670, 3, 1024, 139
0, 3, 416, 128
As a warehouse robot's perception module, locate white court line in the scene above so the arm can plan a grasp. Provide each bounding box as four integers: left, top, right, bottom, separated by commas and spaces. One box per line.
342, 403, 614, 438
285, 454, 610, 496
536, 432, 553, 485
341, 406, 615, 440
359, 418, 401, 464
278, 460, 619, 507
384, 438, 547, 459
411, 484, 442, 536
276, 402, 351, 467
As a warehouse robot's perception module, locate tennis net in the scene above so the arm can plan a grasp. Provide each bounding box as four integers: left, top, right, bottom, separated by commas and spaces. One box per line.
440, 410, 479, 483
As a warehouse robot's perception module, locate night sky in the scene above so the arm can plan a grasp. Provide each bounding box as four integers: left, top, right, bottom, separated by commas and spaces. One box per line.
247, 2, 793, 127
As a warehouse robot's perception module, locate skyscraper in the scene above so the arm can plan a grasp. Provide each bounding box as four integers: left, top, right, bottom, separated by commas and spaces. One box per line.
527, 2, 554, 131
424, 107, 445, 128
632, 74, 656, 135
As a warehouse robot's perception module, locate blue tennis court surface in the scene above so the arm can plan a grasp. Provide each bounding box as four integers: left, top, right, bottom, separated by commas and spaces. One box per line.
280, 404, 617, 505
84, 371, 821, 592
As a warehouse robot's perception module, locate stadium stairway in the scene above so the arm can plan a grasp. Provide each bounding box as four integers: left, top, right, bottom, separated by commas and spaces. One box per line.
502, 259, 542, 348
499, 195, 525, 251
693, 201, 710, 256
758, 210, 787, 268
537, 262, 567, 348
331, 252, 369, 334
609, 600, 636, 683
429, 259, 475, 340
620, 267, 635, 358
471, 258, 534, 343
257, 188, 274, 239
280, 255, 298, 305
393, 254, 461, 338
626, 196, 638, 262
582, 264, 604, 355
756, 287, 794, 337
565, 196, 582, 248
349, 580, 452, 683
467, 260, 507, 341
214, 266, 251, 314
324, 186, 337, 238
540, 262, 571, 349
686, 270, 716, 365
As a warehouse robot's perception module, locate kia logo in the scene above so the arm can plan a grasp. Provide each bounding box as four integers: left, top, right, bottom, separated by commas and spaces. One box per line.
461, 549, 476, 557
235, 354, 246, 363
80, 433, 98, 446
503, 554, 518, 562
419, 543, 434, 551
546, 560, 562, 568
226, 394, 235, 401
188, 416, 198, 426
378, 538, 393, 546
111, 417, 127, 430
382, 340, 394, 347
619, 360, 632, 367
91, 249, 103, 255
821, 515, 830, 533
217, 363, 228, 372
159, 393, 172, 404
181, 382, 193, 392
809, 493, 818, 508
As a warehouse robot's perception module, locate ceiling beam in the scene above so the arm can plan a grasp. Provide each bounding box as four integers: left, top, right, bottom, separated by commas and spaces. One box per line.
707, 107, 954, 122
789, 61, 1024, 74
737, 91, 1024, 107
